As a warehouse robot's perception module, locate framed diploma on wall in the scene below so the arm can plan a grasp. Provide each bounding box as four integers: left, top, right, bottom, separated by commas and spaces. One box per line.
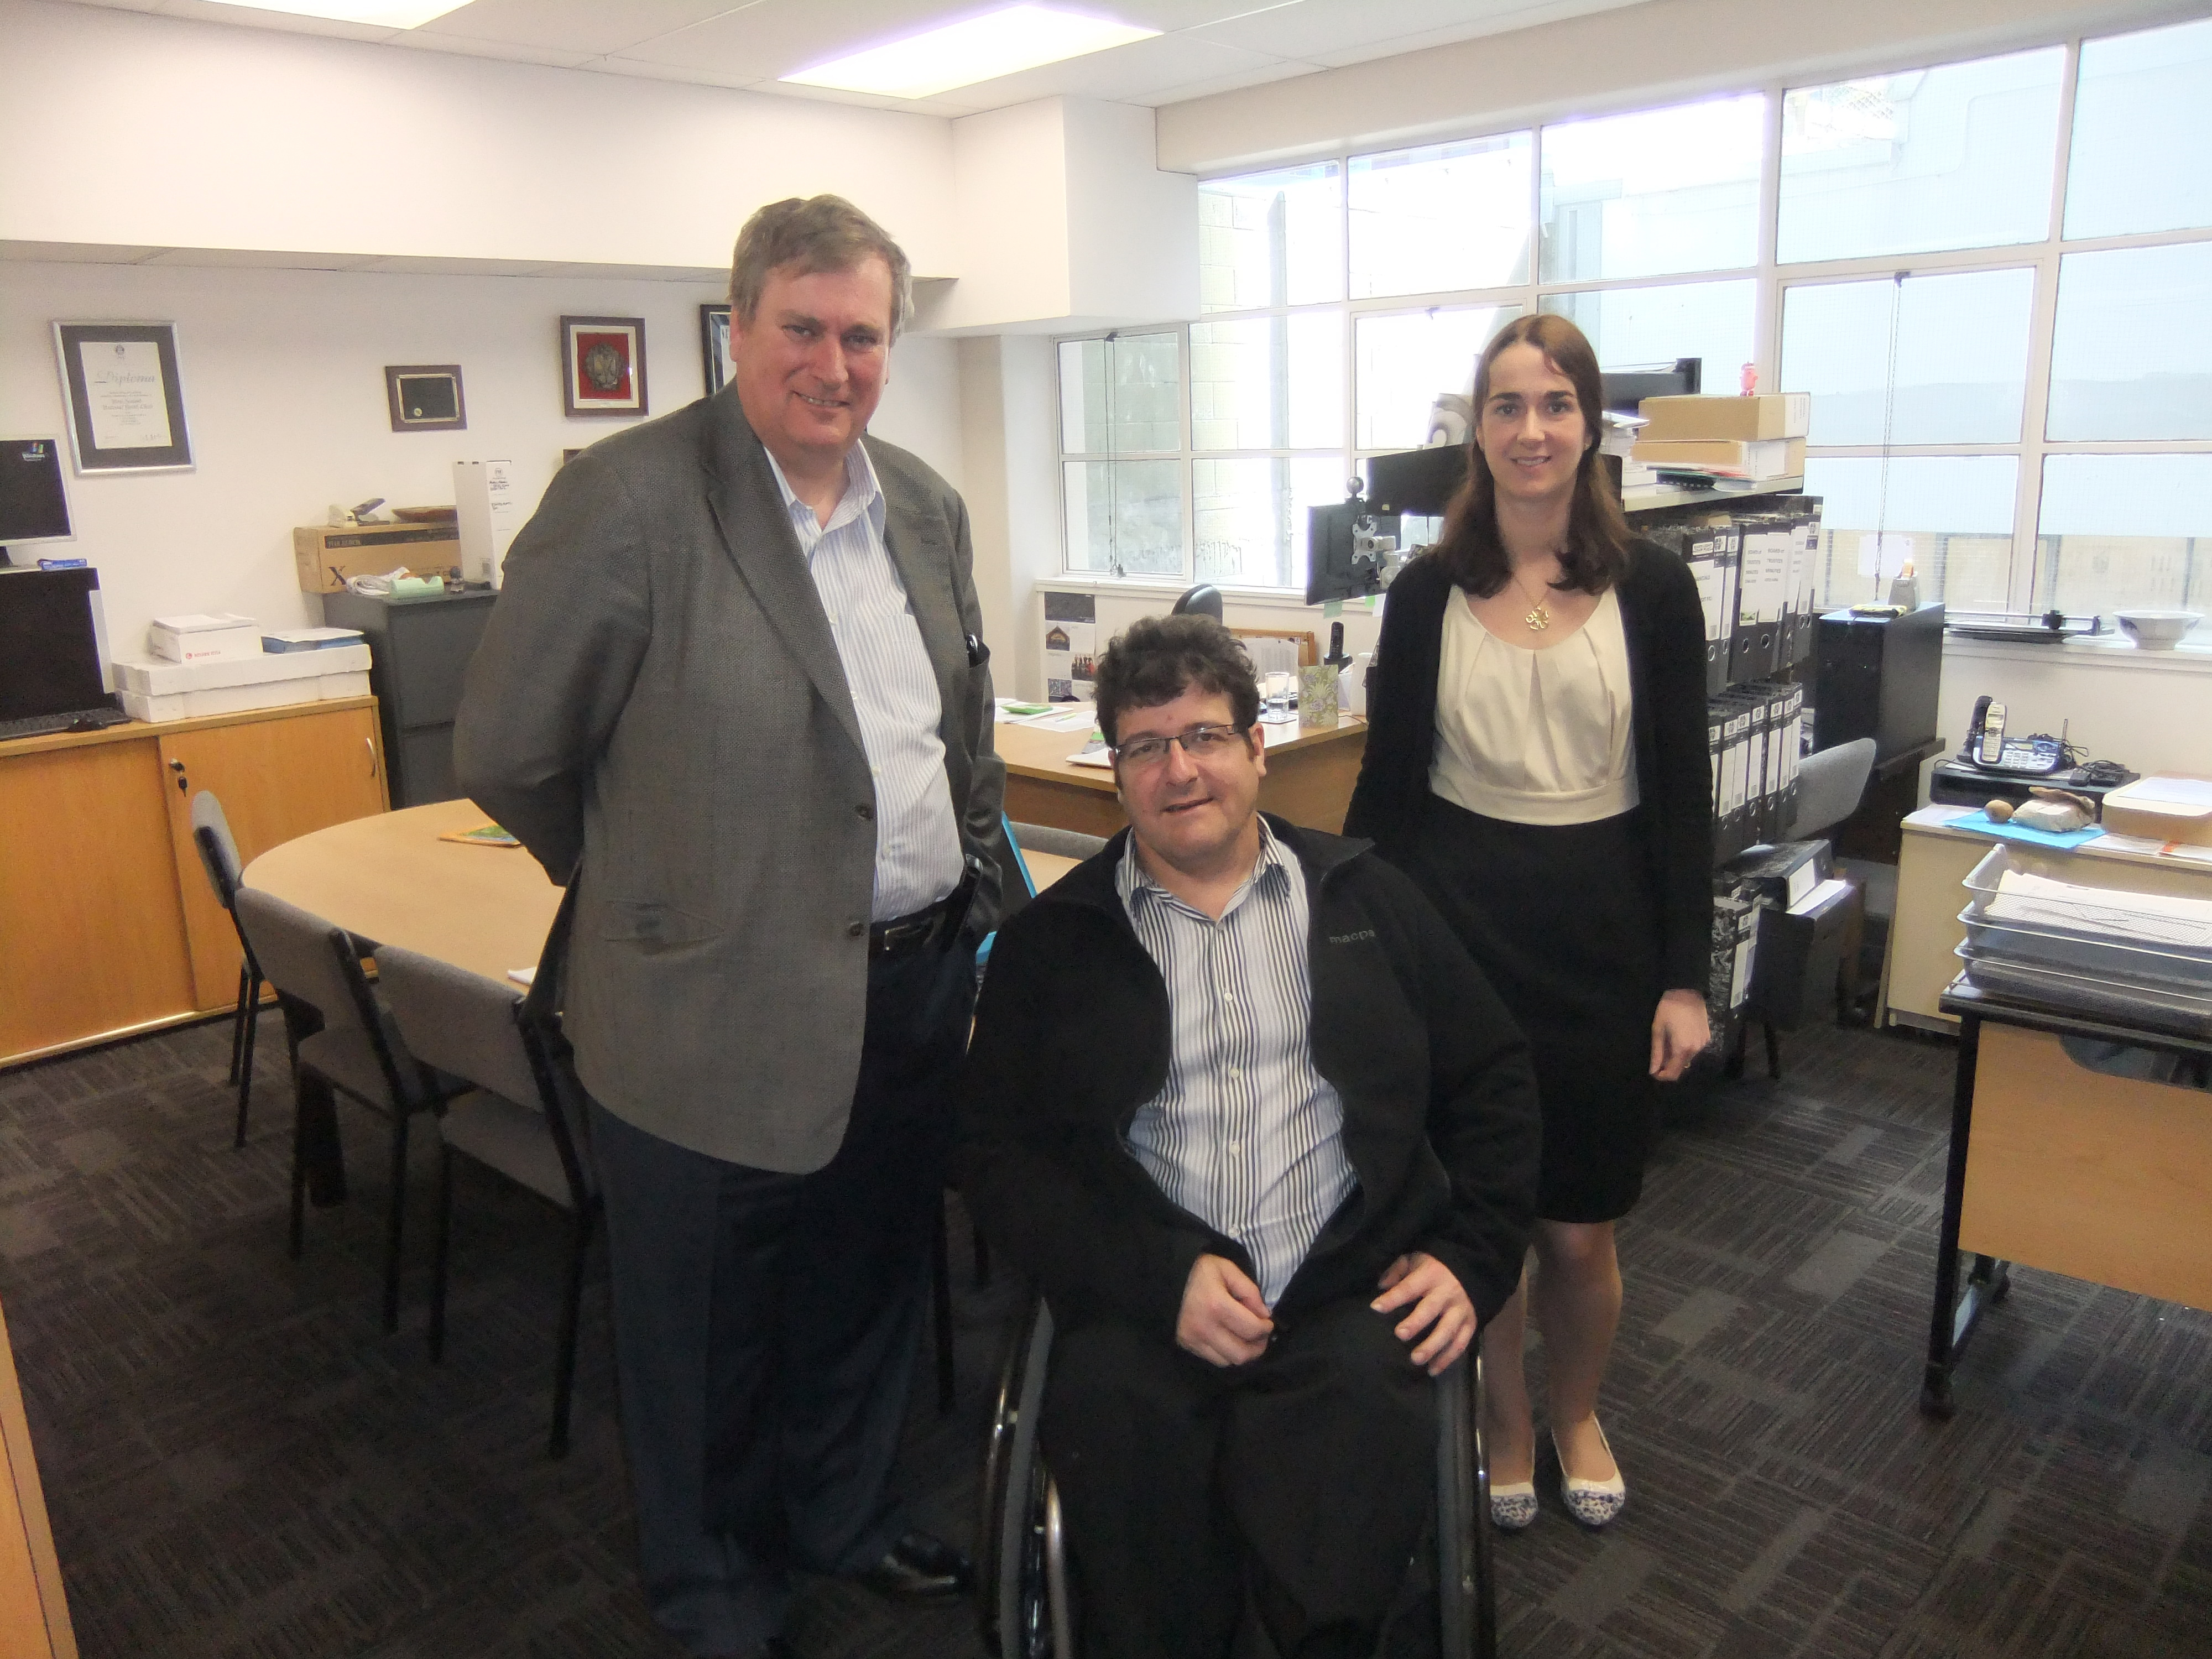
53, 321, 194, 473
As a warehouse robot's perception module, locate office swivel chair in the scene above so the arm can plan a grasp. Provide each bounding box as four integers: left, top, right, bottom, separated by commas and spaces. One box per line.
977, 1298, 1495, 1659
1171, 583, 1224, 623
189, 791, 264, 1149
232, 886, 460, 1333
374, 940, 602, 1458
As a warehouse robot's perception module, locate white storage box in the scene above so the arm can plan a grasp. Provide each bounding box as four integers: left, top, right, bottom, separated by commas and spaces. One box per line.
112, 642, 373, 722
148, 613, 262, 664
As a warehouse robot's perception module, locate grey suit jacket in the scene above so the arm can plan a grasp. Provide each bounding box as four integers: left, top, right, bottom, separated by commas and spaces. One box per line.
453, 386, 1007, 1173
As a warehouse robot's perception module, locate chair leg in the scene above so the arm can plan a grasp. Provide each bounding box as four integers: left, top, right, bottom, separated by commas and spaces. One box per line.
227, 962, 251, 1084
1471, 1353, 1497, 1659
429, 1143, 453, 1363
931, 1196, 956, 1416
288, 1086, 309, 1260
233, 968, 261, 1150
382, 1111, 411, 1334
549, 1206, 598, 1460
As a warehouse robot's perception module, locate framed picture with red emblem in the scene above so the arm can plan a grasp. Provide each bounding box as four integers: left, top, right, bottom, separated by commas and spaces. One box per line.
560, 315, 648, 418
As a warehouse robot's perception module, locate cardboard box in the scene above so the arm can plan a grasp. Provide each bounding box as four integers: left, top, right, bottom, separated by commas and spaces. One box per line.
2099, 774, 2212, 847
1638, 393, 1811, 442
148, 612, 262, 664
294, 522, 462, 594
114, 642, 372, 696
1631, 437, 1806, 480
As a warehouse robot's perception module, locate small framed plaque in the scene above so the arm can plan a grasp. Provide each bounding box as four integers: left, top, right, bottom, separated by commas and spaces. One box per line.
561, 315, 648, 418
700, 304, 735, 395
53, 321, 194, 473
384, 364, 466, 432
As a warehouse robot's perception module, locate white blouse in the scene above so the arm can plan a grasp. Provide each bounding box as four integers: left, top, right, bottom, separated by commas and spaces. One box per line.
1427, 587, 1640, 826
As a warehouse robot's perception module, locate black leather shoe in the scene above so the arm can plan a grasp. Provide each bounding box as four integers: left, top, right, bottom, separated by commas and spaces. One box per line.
855, 1530, 975, 1601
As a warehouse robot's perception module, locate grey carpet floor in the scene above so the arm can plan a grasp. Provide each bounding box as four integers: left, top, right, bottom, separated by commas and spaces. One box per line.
0, 1012, 2205, 1658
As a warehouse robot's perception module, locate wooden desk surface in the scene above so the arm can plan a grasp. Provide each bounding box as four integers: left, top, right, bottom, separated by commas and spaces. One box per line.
244, 799, 562, 983
244, 801, 1080, 984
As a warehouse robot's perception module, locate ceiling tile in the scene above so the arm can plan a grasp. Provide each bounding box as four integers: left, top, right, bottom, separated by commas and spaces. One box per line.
389, 32, 597, 69
611, 0, 963, 76
941, 30, 1288, 107
1125, 55, 1322, 108
568, 54, 765, 90
153, 1, 403, 46
1299, 0, 1652, 68
415, 0, 759, 56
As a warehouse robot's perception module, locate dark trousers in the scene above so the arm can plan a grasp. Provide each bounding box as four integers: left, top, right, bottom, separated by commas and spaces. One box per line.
1042, 1295, 1437, 1659
589, 941, 976, 1657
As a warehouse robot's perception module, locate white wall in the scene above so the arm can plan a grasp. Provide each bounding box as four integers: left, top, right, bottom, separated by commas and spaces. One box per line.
1936, 637, 2212, 784
0, 259, 962, 665
0, 0, 955, 277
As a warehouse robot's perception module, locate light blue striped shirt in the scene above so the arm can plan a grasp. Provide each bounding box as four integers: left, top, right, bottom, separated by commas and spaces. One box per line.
765, 443, 963, 921
1116, 821, 1359, 1305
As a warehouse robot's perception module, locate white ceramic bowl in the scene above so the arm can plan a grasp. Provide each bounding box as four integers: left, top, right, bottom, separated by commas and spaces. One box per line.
2115, 610, 2203, 650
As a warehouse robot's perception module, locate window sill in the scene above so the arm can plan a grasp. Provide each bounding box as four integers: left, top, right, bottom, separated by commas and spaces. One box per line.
1041, 573, 1373, 615
1943, 632, 2212, 674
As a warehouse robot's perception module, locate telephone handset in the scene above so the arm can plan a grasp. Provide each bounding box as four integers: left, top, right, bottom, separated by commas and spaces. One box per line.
1963, 694, 2065, 776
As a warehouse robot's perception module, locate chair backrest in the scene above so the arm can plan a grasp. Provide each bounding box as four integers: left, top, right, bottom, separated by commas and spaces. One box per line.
375, 941, 594, 1201
1788, 737, 1877, 842
190, 791, 243, 911
1009, 821, 1109, 864
232, 885, 374, 1040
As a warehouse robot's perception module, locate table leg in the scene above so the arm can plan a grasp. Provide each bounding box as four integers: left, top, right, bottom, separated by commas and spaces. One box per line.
1923, 1012, 2008, 1417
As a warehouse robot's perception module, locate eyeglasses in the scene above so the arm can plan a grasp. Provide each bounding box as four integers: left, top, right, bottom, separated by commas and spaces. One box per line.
1111, 723, 1249, 768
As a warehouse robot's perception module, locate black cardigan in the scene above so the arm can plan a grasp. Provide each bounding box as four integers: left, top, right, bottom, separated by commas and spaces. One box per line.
956, 818, 1541, 1334
1343, 540, 1714, 994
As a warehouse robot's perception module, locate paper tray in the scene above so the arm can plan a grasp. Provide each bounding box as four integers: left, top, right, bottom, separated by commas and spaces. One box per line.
1954, 943, 2212, 1038
1957, 910, 2212, 993
1960, 843, 2212, 964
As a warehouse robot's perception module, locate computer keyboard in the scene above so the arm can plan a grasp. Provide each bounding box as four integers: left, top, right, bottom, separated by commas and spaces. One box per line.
0, 706, 132, 741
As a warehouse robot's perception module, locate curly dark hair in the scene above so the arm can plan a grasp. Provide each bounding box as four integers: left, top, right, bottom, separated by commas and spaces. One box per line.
1428, 312, 1634, 599
1092, 614, 1260, 747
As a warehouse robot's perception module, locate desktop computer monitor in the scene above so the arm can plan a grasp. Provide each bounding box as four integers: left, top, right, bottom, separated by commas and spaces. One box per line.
1305, 492, 1402, 607
1600, 357, 1702, 415
0, 439, 74, 565
0, 567, 116, 723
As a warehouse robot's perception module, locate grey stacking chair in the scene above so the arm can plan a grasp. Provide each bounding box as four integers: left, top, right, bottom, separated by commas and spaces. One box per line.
374, 942, 601, 1458
189, 791, 264, 1148
232, 885, 455, 1333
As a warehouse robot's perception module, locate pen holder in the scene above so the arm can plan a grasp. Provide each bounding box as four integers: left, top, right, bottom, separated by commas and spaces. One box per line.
1298, 664, 1340, 728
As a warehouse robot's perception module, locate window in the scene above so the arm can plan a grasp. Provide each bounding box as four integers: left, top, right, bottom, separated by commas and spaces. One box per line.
1059, 21, 2212, 616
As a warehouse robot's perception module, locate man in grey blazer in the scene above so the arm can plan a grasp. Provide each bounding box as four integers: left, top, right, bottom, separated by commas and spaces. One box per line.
456, 195, 1006, 1659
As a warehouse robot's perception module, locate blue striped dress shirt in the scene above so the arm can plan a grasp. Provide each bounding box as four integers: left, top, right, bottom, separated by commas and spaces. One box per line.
1115, 821, 1359, 1305
765, 444, 963, 921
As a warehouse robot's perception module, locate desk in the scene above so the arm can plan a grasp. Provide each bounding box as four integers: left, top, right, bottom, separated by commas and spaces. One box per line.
1884, 807, 2212, 1032
995, 716, 1368, 839
1922, 982, 2212, 1418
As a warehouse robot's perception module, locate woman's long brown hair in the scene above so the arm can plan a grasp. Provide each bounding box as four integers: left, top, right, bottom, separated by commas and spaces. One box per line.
1427, 312, 1635, 598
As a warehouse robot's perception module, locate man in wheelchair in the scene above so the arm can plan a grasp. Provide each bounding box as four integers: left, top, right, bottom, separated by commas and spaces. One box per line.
959, 615, 1541, 1659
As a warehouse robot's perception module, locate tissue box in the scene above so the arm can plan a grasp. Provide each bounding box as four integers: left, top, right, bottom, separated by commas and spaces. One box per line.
148, 613, 262, 664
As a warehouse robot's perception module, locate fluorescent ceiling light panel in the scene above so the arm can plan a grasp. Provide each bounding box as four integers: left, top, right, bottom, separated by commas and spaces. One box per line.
782, 5, 1160, 100
196, 0, 470, 26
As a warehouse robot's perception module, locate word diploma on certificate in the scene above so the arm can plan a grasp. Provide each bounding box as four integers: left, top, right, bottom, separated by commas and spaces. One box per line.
81, 340, 173, 452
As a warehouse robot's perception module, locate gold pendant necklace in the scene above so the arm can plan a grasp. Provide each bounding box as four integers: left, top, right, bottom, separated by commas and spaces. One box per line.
1510, 569, 1554, 633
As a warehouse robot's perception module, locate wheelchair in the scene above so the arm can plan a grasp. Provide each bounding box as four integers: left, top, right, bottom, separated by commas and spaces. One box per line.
976, 1298, 1499, 1658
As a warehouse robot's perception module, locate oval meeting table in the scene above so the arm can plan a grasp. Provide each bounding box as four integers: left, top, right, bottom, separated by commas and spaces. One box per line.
243, 798, 1077, 1198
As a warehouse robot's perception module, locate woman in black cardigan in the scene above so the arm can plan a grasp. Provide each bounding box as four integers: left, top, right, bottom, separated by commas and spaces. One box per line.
1344, 314, 1712, 1531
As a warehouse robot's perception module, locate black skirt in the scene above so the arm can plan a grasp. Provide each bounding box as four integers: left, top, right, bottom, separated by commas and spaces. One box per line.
1400, 792, 1662, 1224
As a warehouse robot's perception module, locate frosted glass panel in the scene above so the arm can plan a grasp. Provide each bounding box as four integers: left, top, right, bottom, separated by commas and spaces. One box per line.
1192, 457, 1349, 588
1778, 49, 2062, 263
1058, 334, 1180, 455
2036, 455, 2212, 615
1350, 132, 1532, 299
1198, 163, 1344, 314
1803, 455, 2018, 610
2048, 244, 2212, 441
1189, 313, 1344, 451
1780, 269, 2034, 445
2065, 16, 2212, 239
1542, 280, 1755, 385
1354, 306, 1522, 451
1540, 96, 1763, 282
1063, 461, 1182, 576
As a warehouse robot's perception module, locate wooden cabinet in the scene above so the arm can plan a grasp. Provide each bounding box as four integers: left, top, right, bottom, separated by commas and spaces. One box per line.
0, 698, 389, 1068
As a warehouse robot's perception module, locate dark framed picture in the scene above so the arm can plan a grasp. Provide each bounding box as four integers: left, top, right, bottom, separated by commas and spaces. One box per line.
53, 321, 194, 473
700, 304, 735, 395
561, 315, 648, 418
384, 364, 466, 432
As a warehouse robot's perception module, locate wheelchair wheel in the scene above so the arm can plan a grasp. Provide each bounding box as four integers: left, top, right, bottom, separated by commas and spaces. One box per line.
978, 1300, 1061, 1657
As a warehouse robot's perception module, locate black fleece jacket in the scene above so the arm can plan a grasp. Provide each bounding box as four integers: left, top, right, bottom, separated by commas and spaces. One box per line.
1343, 540, 1715, 993
955, 817, 1541, 1337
